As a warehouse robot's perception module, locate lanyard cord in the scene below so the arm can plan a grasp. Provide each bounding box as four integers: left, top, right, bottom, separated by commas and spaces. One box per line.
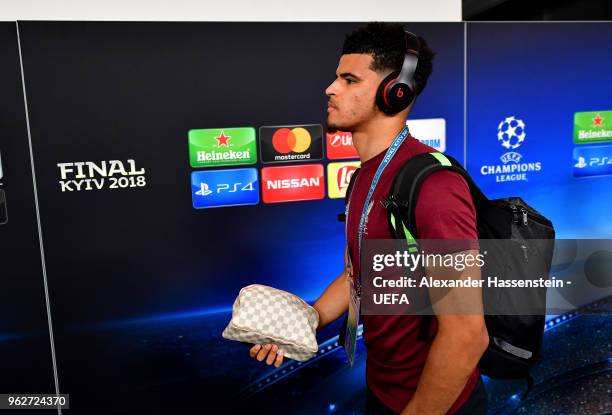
346, 126, 410, 296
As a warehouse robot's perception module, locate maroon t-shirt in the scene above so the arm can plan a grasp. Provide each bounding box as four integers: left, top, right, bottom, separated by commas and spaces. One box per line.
346, 134, 480, 415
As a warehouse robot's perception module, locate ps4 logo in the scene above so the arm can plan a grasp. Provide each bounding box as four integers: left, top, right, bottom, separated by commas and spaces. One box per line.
194, 182, 255, 196
574, 157, 587, 169
573, 156, 612, 168
191, 168, 259, 209
195, 183, 213, 196
573, 146, 612, 177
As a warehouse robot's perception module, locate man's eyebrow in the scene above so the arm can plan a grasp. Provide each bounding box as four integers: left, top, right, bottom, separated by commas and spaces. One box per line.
338, 72, 362, 81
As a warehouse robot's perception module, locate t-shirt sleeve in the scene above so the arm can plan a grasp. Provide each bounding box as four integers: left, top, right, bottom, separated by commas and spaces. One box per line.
414, 170, 479, 253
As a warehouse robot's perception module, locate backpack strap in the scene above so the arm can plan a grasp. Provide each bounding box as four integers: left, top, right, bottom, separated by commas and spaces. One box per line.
521, 374, 534, 400
337, 167, 361, 222
337, 167, 361, 346
388, 152, 487, 240
386, 152, 487, 342
345, 167, 361, 205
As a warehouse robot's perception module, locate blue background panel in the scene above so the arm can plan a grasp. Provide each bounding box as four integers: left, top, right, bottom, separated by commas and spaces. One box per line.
467, 23, 612, 238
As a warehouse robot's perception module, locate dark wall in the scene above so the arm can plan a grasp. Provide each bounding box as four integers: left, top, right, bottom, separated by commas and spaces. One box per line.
14, 21, 464, 414
466, 0, 612, 20
0, 21, 57, 395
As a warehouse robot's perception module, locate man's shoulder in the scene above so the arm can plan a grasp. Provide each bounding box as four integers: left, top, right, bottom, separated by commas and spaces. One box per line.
402, 138, 475, 214
400, 136, 465, 184
404, 134, 438, 156
393, 137, 461, 184
389, 135, 438, 170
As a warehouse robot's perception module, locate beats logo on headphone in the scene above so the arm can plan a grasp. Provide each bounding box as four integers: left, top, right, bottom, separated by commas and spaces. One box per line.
375, 31, 420, 115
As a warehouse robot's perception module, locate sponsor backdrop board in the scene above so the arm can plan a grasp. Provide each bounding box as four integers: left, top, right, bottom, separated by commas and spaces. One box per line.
0, 22, 57, 395
17, 22, 465, 413
467, 23, 612, 238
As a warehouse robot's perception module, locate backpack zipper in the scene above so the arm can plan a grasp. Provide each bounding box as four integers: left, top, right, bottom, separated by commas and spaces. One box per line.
521, 208, 528, 226
510, 204, 519, 224
521, 244, 529, 262
508, 203, 551, 227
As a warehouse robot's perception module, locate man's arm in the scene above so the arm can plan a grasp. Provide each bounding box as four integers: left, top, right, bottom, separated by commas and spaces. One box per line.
312, 246, 350, 329
401, 250, 488, 415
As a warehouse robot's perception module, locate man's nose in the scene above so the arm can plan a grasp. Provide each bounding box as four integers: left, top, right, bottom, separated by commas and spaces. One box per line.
325, 79, 339, 97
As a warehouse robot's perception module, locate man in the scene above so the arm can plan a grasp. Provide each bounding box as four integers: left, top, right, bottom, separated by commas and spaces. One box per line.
250, 23, 489, 415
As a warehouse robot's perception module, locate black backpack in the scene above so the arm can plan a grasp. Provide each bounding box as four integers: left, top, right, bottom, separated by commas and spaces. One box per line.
341, 151, 555, 392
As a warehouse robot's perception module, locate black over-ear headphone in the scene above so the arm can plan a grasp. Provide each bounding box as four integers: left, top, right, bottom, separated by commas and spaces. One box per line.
375, 31, 420, 115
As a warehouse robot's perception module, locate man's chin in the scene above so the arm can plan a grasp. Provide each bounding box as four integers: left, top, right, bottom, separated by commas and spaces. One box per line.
325, 120, 353, 134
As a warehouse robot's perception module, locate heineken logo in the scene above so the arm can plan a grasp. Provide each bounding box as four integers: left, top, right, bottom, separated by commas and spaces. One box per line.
574, 111, 612, 144
189, 127, 257, 167
196, 149, 251, 162
214, 131, 231, 147
592, 113, 604, 127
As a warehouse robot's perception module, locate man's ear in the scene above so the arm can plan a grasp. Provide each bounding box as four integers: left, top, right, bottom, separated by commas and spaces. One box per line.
405, 98, 416, 114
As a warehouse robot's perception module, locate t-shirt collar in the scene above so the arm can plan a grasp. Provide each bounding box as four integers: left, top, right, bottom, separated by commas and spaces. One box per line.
360, 134, 414, 171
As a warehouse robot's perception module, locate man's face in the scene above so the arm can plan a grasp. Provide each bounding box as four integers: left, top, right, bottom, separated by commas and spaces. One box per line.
325, 53, 385, 132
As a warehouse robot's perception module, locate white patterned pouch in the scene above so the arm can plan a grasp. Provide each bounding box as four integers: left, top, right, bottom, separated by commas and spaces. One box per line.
222, 284, 319, 361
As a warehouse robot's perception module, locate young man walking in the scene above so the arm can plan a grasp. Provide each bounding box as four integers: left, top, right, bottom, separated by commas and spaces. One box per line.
251, 23, 488, 415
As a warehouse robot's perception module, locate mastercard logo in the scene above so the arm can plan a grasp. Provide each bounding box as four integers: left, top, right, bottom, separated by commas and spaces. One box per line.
272, 127, 312, 154
259, 124, 324, 164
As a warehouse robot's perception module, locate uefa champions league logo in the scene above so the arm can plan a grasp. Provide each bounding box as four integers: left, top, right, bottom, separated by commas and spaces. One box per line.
479, 116, 541, 182
498, 116, 526, 164
498, 116, 526, 150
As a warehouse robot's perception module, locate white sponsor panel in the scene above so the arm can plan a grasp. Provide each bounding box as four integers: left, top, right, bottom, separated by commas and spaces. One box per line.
406, 118, 446, 152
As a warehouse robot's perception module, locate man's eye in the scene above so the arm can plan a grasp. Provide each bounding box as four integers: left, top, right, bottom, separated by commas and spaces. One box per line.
346, 78, 355, 84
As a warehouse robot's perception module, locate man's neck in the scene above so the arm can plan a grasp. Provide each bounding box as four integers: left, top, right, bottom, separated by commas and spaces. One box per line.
351, 119, 407, 163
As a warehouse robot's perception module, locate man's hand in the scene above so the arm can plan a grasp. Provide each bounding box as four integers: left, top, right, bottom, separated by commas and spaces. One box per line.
247, 247, 351, 370
249, 343, 284, 368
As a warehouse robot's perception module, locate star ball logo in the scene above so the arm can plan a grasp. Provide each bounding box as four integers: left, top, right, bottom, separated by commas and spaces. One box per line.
574, 111, 612, 144
259, 124, 323, 163
191, 168, 259, 209
189, 127, 257, 168
326, 131, 359, 160
327, 162, 360, 199
261, 164, 325, 204
479, 116, 542, 183
497, 116, 526, 150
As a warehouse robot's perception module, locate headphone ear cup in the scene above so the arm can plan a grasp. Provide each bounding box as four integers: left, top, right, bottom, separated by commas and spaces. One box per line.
375, 72, 399, 115
376, 71, 414, 115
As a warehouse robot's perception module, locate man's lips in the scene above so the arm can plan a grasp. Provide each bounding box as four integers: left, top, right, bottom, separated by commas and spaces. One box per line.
327, 103, 337, 112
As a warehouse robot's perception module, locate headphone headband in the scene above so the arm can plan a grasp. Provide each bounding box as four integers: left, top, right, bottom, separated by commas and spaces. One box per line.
396, 31, 419, 85
404, 31, 420, 56
375, 29, 421, 115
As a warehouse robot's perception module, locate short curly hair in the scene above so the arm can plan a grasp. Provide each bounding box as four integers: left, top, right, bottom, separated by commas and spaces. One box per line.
342, 22, 435, 96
